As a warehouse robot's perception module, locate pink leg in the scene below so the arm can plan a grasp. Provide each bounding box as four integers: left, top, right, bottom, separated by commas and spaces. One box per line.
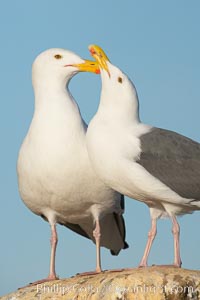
77, 219, 102, 276
139, 218, 157, 267
47, 223, 58, 279
19, 224, 59, 288
34, 223, 58, 282
171, 216, 182, 267
93, 219, 102, 273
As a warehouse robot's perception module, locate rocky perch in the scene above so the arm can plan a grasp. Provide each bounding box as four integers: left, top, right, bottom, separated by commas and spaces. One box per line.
2, 267, 200, 300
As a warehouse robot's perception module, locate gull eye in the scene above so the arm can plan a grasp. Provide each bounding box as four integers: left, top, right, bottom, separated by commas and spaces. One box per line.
118, 77, 123, 83
54, 54, 62, 59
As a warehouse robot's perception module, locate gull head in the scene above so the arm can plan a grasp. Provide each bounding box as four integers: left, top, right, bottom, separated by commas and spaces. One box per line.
88, 45, 138, 107
32, 48, 100, 89
88, 44, 140, 122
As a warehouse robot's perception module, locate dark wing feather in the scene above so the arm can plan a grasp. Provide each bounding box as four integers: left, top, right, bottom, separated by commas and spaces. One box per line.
110, 194, 129, 255
59, 221, 90, 239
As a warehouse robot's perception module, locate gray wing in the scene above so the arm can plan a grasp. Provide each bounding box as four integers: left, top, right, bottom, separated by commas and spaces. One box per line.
59, 221, 90, 239
40, 214, 90, 239
110, 194, 129, 255
137, 127, 200, 200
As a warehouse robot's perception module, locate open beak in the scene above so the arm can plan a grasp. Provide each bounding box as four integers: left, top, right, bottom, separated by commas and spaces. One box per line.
65, 59, 100, 74
88, 45, 110, 77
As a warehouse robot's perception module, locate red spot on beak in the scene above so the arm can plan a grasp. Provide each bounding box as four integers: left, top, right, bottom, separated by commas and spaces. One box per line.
90, 47, 96, 55
95, 69, 100, 74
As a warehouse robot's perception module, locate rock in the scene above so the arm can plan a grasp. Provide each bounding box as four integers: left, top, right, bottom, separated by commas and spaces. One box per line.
2, 267, 200, 300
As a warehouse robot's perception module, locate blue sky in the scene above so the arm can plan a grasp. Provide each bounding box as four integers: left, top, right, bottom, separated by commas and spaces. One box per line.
1, 0, 200, 296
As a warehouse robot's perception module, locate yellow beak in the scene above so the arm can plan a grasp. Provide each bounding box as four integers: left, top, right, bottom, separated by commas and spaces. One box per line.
67, 59, 100, 74
88, 44, 110, 76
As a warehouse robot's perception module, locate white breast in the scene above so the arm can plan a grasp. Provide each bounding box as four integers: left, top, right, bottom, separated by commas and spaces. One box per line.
17, 96, 120, 224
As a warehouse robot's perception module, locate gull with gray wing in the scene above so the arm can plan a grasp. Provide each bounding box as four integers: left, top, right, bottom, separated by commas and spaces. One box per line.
86, 45, 200, 268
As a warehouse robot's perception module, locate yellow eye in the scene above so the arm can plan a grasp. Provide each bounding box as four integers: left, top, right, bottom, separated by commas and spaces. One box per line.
118, 77, 123, 83
54, 54, 62, 59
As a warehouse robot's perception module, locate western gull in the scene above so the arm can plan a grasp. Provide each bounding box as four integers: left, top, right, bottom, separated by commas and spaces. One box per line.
85, 45, 200, 267
17, 48, 128, 284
